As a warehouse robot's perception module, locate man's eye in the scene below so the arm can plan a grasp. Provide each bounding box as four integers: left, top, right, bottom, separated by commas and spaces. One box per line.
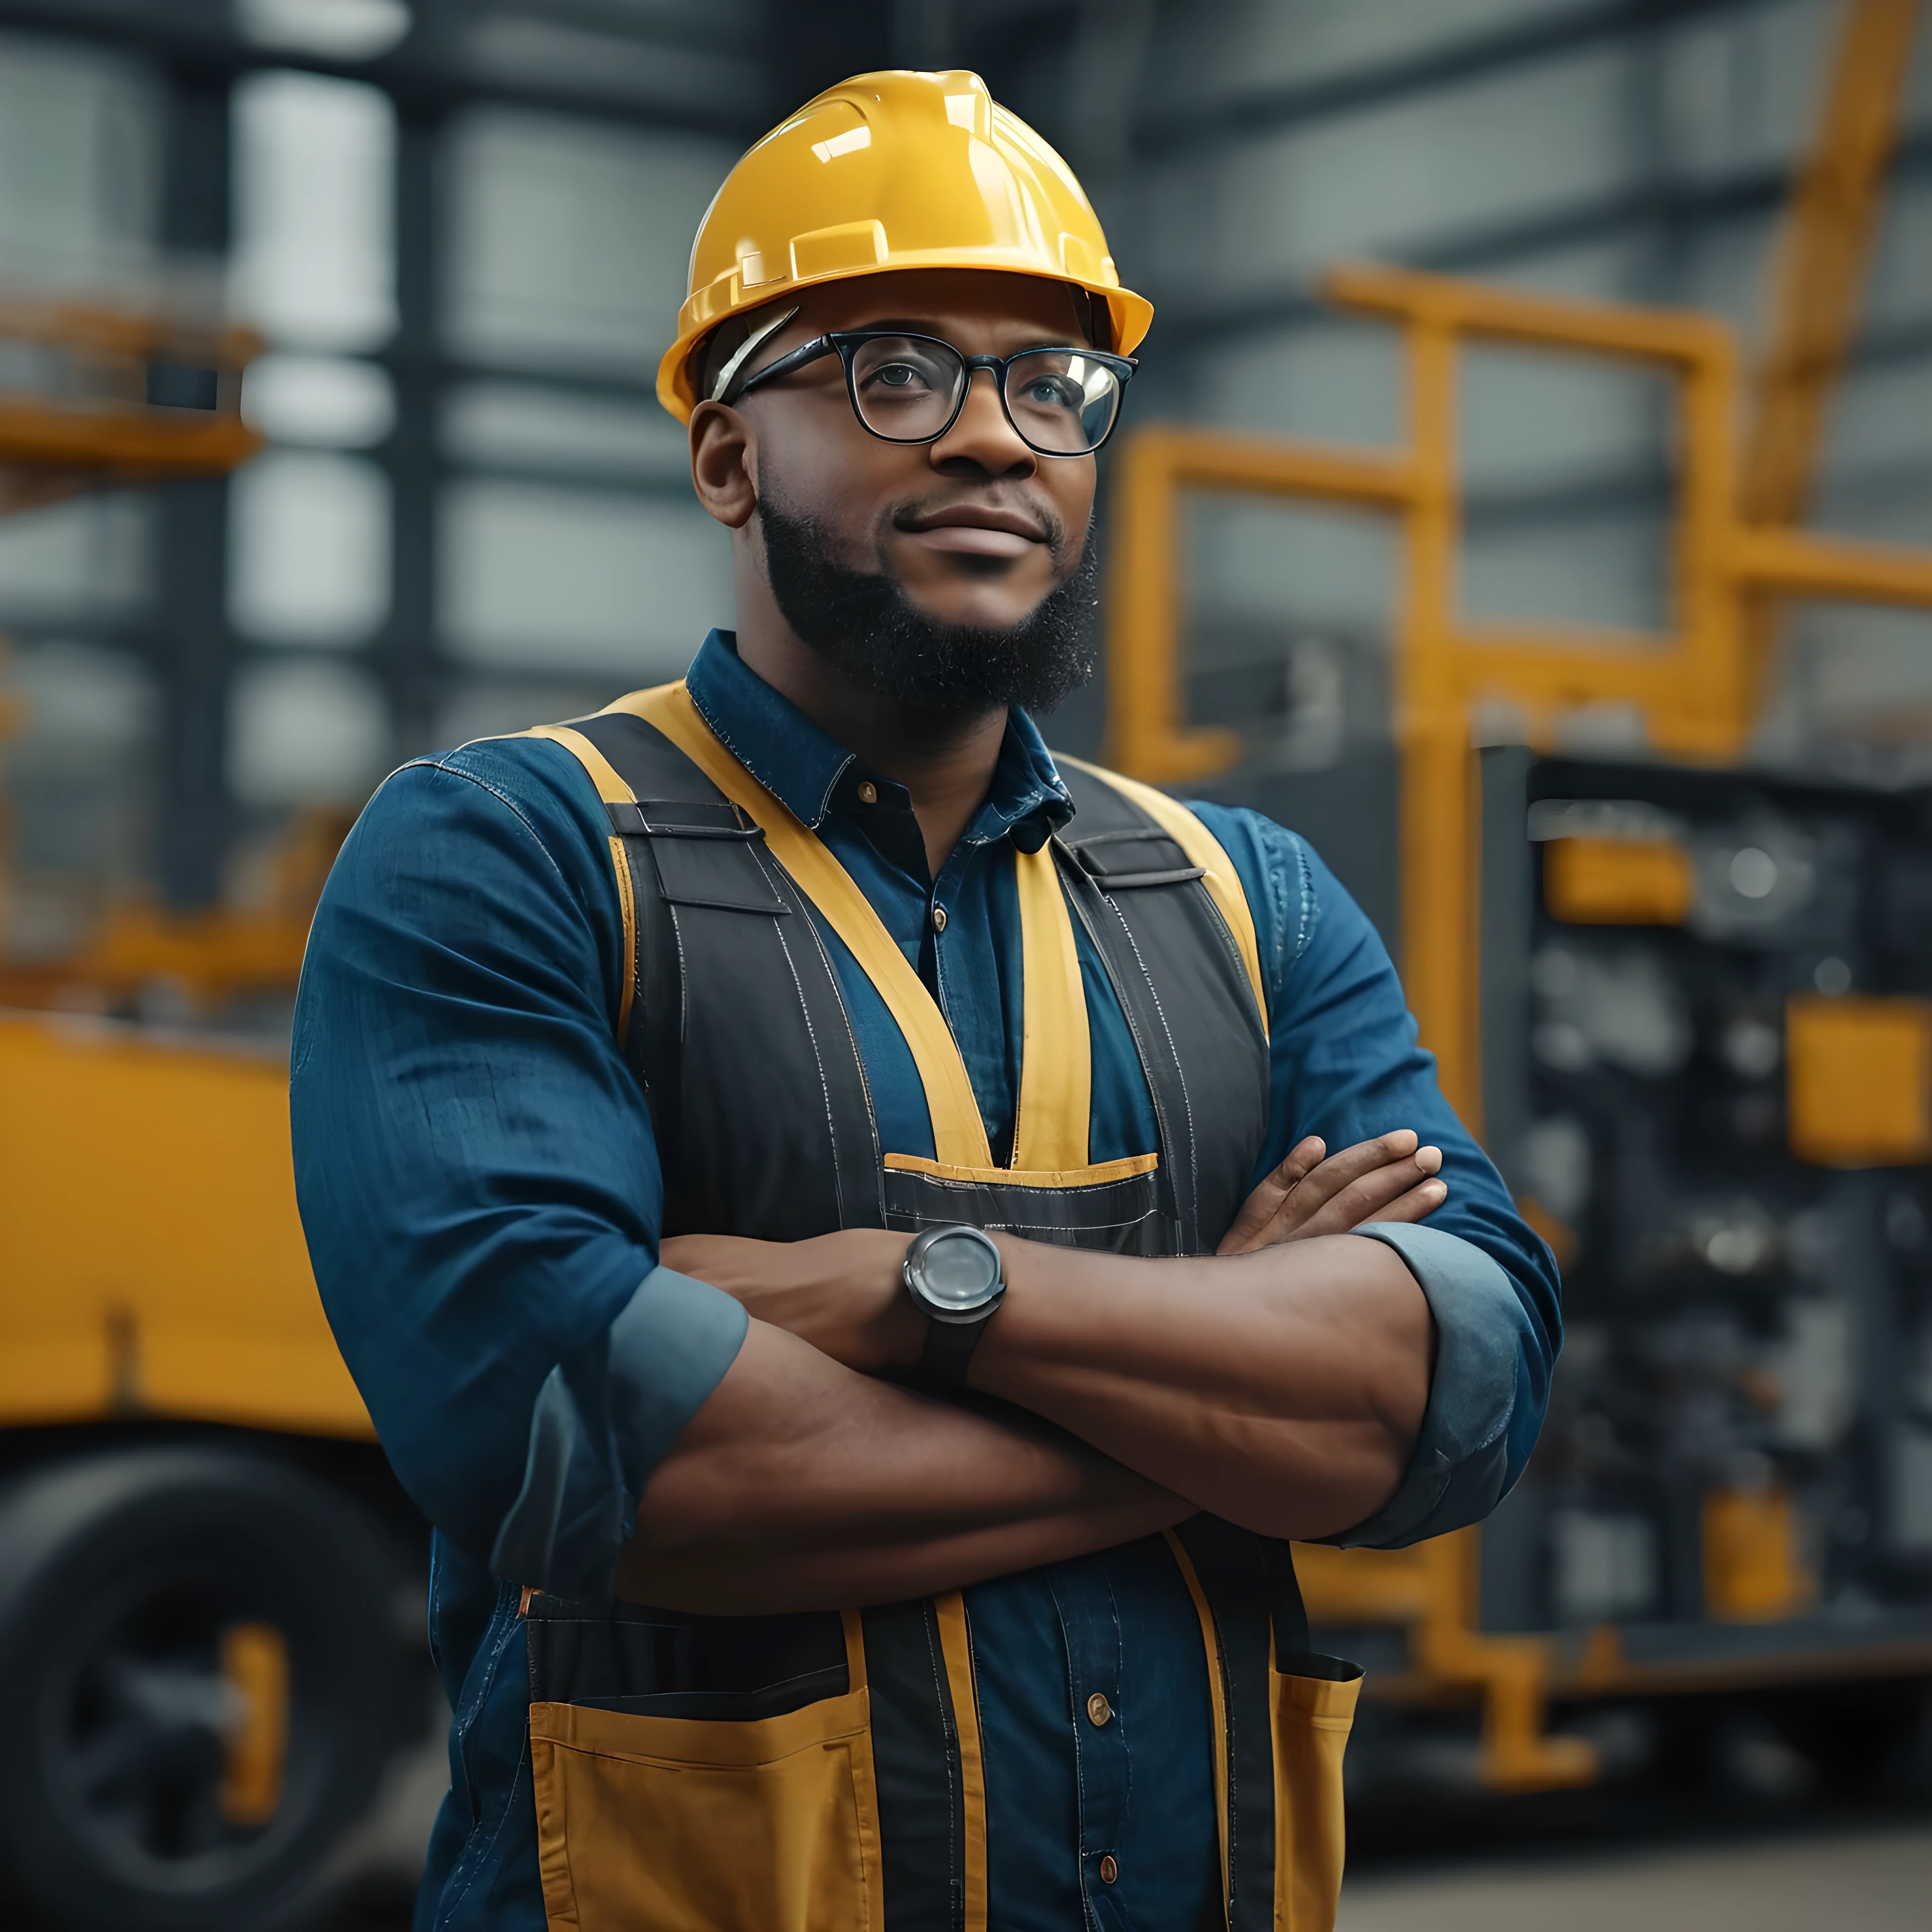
872, 363, 930, 391
1022, 375, 1081, 409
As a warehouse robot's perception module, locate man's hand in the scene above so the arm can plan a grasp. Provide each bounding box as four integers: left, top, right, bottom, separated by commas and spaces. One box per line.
659, 1228, 917, 1375
1216, 1129, 1444, 1257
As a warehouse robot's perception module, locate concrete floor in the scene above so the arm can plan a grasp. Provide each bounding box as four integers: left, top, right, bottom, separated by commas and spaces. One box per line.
1338, 1824, 1932, 1932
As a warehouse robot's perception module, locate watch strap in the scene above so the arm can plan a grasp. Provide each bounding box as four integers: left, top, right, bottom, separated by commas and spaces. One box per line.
918, 1307, 993, 1387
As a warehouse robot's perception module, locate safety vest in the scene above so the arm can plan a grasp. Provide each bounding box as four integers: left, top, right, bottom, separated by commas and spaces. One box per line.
520, 682, 1363, 1932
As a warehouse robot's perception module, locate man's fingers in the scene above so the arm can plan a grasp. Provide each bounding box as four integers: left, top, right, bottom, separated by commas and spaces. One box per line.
1301, 1169, 1446, 1239
1216, 1136, 1325, 1254
1264, 1135, 1327, 1199
1218, 1130, 1446, 1253
1277, 1130, 1420, 1225
1284, 1145, 1444, 1240
1350, 1176, 1448, 1227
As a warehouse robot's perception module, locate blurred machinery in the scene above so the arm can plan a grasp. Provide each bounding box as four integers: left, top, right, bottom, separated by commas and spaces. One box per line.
0, 295, 429, 1932
1105, 0, 1932, 1797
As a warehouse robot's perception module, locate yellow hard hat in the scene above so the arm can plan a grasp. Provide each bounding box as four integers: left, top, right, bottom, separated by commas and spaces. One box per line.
657, 68, 1152, 422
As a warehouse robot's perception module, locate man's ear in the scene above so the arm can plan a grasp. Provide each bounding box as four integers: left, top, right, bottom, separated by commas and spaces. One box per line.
690, 400, 758, 531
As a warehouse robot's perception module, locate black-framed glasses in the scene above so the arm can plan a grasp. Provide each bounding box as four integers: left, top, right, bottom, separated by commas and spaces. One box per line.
728, 330, 1137, 456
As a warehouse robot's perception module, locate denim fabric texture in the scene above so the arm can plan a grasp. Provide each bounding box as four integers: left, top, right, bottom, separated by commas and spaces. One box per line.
290, 629, 1561, 1932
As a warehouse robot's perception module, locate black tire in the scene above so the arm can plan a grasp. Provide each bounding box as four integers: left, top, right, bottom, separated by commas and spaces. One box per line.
1769, 1679, 1930, 1793
0, 1446, 415, 1932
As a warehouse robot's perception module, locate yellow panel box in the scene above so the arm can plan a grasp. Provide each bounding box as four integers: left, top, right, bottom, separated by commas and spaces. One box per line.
1543, 837, 1694, 925
1787, 993, 1932, 1166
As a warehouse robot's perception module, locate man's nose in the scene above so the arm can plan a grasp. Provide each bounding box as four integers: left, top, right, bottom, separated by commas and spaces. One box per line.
929, 366, 1038, 478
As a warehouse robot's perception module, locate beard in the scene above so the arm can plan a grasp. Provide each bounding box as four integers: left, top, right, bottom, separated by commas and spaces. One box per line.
757, 493, 1100, 716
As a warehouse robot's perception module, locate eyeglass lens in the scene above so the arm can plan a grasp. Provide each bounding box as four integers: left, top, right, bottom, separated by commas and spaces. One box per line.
847, 336, 1121, 453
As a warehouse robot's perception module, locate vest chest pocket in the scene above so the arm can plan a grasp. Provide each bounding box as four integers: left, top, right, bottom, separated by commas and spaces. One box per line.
881, 1150, 1170, 1255
525, 1600, 884, 1932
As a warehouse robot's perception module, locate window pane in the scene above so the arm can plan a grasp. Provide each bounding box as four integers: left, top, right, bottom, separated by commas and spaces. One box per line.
441, 380, 688, 483
231, 69, 396, 350
234, 0, 413, 63
443, 109, 734, 376
0, 493, 152, 625
1, 641, 156, 960
229, 449, 391, 645
243, 353, 395, 448
0, 32, 158, 283
439, 480, 729, 677
227, 658, 391, 806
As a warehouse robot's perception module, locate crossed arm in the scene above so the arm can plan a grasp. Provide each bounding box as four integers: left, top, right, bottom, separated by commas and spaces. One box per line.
616, 1133, 1444, 1611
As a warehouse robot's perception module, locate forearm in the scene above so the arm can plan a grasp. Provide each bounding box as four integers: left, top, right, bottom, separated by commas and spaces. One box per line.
666, 1228, 1434, 1545
618, 1317, 1187, 1612
971, 1233, 1433, 1541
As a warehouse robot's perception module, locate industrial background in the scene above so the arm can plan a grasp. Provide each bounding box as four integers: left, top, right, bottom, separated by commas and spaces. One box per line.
2, 2, 1931, 1929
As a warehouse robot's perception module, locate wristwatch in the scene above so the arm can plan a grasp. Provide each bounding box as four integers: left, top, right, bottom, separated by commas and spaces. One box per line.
902, 1224, 1007, 1387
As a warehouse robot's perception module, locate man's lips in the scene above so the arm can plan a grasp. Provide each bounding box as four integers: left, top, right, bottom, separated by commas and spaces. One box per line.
898, 505, 1050, 560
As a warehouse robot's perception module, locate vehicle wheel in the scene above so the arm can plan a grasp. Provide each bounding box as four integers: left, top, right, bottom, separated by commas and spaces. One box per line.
1770, 1679, 1929, 1793
0, 1446, 415, 1932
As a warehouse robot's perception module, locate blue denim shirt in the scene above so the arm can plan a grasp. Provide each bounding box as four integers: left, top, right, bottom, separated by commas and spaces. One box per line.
291, 630, 1559, 1932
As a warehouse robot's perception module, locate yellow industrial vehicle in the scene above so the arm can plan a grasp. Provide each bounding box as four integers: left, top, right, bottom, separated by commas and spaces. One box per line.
0, 304, 429, 1932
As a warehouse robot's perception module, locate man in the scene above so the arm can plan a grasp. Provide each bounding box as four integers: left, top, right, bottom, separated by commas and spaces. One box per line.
293, 69, 1558, 1932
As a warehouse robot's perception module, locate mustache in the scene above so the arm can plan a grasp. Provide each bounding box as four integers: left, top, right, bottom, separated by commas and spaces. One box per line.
885, 495, 1068, 564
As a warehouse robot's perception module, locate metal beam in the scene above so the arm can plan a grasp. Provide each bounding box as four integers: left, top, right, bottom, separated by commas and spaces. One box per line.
1738, 0, 1924, 713
1742, 0, 1922, 527
380, 95, 443, 763
153, 60, 235, 912
1135, 0, 1782, 160
1153, 124, 1932, 349
0, 0, 769, 139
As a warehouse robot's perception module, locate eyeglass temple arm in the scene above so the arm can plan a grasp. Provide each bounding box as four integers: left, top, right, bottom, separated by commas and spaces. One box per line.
708, 305, 802, 405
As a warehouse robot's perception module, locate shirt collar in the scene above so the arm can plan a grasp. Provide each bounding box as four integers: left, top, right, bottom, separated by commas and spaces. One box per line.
683, 629, 1074, 844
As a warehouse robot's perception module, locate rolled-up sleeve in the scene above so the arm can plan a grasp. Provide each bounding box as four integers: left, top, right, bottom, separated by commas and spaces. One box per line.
1191, 805, 1562, 1547
291, 742, 745, 1596
1341, 1223, 1539, 1546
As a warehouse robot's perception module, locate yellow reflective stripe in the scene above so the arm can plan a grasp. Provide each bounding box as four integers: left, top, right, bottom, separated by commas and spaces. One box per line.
840, 1606, 868, 1693
522, 724, 641, 1048
933, 1593, 988, 1932
1055, 755, 1268, 1037
1011, 841, 1090, 1170
604, 836, 638, 1048
1163, 1530, 1231, 1925
606, 683, 995, 1170
842, 1608, 888, 1932
883, 1150, 1155, 1189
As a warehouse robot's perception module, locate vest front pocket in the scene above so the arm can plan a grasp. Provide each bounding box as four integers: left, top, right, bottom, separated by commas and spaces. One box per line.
881, 1150, 1169, 1254
529, 1682, 883, 1932
1268, 1656, 1363, 1932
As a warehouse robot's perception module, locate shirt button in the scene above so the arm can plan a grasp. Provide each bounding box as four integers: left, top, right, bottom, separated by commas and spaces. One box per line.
932, 904, 948, 933
856, 780, 878, 804
1099, 1855, 1119, 1885
1086, 1692, 1112, 1727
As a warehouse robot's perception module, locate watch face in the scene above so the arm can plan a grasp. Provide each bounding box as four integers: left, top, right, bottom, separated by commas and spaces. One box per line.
916, 1227, 1003, 1312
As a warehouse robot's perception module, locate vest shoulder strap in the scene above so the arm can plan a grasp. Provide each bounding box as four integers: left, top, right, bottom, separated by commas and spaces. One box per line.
1053, 755, 1267, 1035
1051, 756, 1273, 1254
530, 698, 885, 1238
